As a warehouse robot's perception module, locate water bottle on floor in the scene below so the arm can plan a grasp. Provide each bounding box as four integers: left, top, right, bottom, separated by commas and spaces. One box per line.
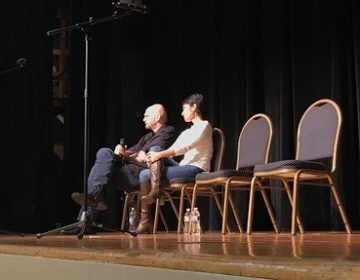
191, 207, 201, 234
183, 208, 191, 234
129, 207, 137, 231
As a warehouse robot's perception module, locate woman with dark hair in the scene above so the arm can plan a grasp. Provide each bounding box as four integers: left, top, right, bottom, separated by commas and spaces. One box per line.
135, 93, 213, 234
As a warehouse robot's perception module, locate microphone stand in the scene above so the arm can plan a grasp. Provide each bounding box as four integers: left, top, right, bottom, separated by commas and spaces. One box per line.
36, 10, 139, 240
0, 62, 25, 75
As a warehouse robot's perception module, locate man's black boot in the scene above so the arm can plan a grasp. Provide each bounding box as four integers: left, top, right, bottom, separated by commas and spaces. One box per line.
71, 185, 108, 211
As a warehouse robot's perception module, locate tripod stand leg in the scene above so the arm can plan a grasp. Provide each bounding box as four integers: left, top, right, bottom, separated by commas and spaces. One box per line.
36, 209, 136, 239
76, 222, 137, 239
36, 208, 90, 239
0, 229, 25, 237
77, 223, 86, 240
36, 222, 81, 239
92, 223, 118, 233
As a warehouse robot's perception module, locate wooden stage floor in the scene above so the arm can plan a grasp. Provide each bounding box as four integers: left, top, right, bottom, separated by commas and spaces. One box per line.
0, 231, 359, 279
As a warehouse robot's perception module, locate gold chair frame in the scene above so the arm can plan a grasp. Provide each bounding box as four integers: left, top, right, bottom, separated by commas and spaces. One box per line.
246, 99, 352, 235
153, 127, 226, 234
191, 114, 279, 234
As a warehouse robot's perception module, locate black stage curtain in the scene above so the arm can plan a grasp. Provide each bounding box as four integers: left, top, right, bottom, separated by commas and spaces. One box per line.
1, 0, 360, 232
0, 2, 55, 231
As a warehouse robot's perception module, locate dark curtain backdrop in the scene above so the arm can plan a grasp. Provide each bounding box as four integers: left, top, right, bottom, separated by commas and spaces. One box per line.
0, 2, 55, 231
1, 0, 360, 232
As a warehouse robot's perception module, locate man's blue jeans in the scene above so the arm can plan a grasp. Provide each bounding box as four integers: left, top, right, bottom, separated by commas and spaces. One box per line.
87, 147, 141, 194
87, 145, 172, 194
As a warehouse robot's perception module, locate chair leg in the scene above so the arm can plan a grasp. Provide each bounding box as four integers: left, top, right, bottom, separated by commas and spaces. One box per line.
121, 192, 137, 231
221, 178, 233, 234
228, 191, 244, 233
258, 185, 280, 233
291, 172, 302, 235
177, 184, 193, 233
326, 174, 352, 234
282, 179, 305, 234
246, 176, 258, 234
168, 192, 179, 221
153, 198, 160, 234
177, 186, 186, 233
153, 196, 171, 234
159, 208, 169, 233
191, 183, 199, 212
121, 193, 130, 231
210, 188, 231, 233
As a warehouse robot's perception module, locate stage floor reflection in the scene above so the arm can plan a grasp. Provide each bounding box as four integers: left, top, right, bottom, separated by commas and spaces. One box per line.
0, 231, 359, 279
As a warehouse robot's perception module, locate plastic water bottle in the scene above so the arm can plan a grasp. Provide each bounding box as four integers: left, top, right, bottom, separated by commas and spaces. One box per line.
129, 207, 137, 231
183, 208, 191, 234
191, 207, 201, 234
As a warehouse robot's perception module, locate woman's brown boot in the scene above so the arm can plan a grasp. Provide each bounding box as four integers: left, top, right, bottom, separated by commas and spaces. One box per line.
134, 182, 152, 234
134, 206, 152, 234
141, 160, 163, 205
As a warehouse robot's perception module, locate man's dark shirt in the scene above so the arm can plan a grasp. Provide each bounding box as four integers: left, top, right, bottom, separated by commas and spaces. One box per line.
128, 124, 176, 154
120, 125, 176, 176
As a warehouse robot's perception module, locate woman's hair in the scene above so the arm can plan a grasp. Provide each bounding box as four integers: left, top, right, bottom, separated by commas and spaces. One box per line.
182, 93, 204, 114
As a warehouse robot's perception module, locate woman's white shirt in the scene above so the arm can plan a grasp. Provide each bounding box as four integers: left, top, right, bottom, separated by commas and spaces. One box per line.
169, 120, 213, 172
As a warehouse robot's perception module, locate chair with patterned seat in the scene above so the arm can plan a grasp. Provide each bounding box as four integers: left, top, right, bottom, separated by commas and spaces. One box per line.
246, 99, 352, 235
190, 113, 279, 234
152, 127, 226, 233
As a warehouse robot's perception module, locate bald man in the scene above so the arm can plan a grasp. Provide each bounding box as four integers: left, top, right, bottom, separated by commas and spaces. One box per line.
67, 104, 176, 233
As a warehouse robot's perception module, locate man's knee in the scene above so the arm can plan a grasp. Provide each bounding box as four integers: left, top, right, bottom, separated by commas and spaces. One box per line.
96, 147, 114, 159
149, 145, 162, 152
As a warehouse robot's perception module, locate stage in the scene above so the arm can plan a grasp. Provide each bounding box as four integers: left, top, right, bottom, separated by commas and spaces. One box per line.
0, 231, 359, 280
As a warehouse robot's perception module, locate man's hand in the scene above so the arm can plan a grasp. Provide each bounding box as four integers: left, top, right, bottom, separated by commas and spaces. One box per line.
114, 144, 127, 156
136, 151, 147, 162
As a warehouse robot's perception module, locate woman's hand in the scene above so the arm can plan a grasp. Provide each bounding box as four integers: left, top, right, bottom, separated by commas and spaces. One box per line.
146, 151, 160, 164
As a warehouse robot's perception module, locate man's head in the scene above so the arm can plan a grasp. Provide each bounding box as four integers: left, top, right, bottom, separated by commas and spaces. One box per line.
143, 103, 167, 131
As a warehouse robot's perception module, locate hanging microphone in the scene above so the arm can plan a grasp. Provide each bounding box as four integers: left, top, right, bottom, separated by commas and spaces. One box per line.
119, 137, 126, 148
16, 58, 26, 68
116, 137, 127, 165
112, 1, 148, 15
0, 58, 27, 75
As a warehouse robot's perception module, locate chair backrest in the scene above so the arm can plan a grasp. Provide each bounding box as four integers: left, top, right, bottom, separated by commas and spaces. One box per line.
296, 99, 342, 172
236, 113, 273, 169
211, 127, 226, 172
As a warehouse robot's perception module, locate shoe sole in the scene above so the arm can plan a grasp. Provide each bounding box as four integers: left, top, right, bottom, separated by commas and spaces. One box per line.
71, 193, 108, 211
